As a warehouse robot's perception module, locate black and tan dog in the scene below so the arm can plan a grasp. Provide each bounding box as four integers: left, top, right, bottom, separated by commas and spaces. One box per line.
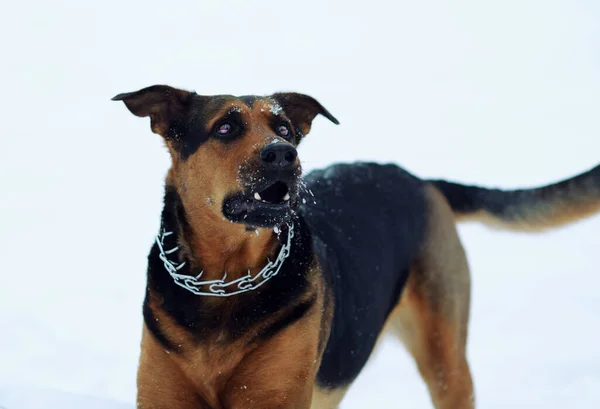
113, 85, 600, 409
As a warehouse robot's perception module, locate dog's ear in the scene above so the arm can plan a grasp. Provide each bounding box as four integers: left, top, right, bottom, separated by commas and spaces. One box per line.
112, 85, 194, 138
271, 93, 339, 142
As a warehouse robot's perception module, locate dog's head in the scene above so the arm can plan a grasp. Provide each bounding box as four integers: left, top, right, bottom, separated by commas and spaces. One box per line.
113, 85, 338, 229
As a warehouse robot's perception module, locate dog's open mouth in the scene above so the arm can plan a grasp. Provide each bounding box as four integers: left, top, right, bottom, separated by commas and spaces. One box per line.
253, 181, 291, 204
222, 181, 297, 228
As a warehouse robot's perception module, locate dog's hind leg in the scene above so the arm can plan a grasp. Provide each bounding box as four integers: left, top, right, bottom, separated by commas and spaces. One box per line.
388, 185, 474, 409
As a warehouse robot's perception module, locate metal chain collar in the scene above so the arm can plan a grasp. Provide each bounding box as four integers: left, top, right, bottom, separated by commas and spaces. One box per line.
155, 224, 294, 297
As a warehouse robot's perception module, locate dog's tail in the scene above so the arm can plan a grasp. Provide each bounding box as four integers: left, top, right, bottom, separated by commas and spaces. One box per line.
429, 163, 600, 232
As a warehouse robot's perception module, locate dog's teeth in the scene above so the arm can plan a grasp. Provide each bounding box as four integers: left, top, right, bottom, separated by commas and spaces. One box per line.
254, 192, 261, 200
283, 193, 290, 201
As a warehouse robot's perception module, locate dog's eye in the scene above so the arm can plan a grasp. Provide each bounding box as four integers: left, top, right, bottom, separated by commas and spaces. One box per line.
216, 123, 232, 136
276, 124, 290, 138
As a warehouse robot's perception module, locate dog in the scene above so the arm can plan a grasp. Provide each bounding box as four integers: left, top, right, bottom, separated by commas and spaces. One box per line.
113, 85, 600, 409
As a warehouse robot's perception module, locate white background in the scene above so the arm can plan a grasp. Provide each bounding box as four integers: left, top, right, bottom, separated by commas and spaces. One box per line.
1, 0, 599, 408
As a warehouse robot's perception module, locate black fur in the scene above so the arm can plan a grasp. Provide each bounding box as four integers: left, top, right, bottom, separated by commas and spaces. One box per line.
427, 180, 482, 215
142, 289, 178, 351
299, 163, 427, 388
239, 95, 258, 107
256, 295, 317, 341
179, 96, 240, 159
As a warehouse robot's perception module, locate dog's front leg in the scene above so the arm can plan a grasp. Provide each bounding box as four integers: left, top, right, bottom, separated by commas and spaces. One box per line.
136, 326, 211, 409
223, 352, 318, 409
222, 305, 326, 409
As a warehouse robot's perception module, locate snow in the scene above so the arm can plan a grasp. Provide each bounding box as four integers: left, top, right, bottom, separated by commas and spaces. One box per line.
268, 101, 283, 116
227, 106, 242, 114
0, 385, 131, 409
1, 0, 599, 408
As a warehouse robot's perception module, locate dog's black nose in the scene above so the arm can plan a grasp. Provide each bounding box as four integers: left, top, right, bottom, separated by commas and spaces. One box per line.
260, 143, 298, 169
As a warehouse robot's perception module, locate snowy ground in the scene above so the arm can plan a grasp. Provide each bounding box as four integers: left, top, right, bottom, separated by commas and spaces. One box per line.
1, 0, 599, 408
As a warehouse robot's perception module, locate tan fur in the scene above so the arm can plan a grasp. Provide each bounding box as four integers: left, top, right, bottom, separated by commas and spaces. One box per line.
221, 294, 324, 409
456, 199, 600, 232
388, 185, 474, 409
137, 326, 205, 408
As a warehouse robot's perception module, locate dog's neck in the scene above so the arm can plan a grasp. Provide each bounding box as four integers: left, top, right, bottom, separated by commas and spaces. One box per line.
160, 185, 283, 282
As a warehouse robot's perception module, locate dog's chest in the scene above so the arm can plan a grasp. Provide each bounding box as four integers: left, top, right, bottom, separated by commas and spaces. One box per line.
177, 340, 251, 402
